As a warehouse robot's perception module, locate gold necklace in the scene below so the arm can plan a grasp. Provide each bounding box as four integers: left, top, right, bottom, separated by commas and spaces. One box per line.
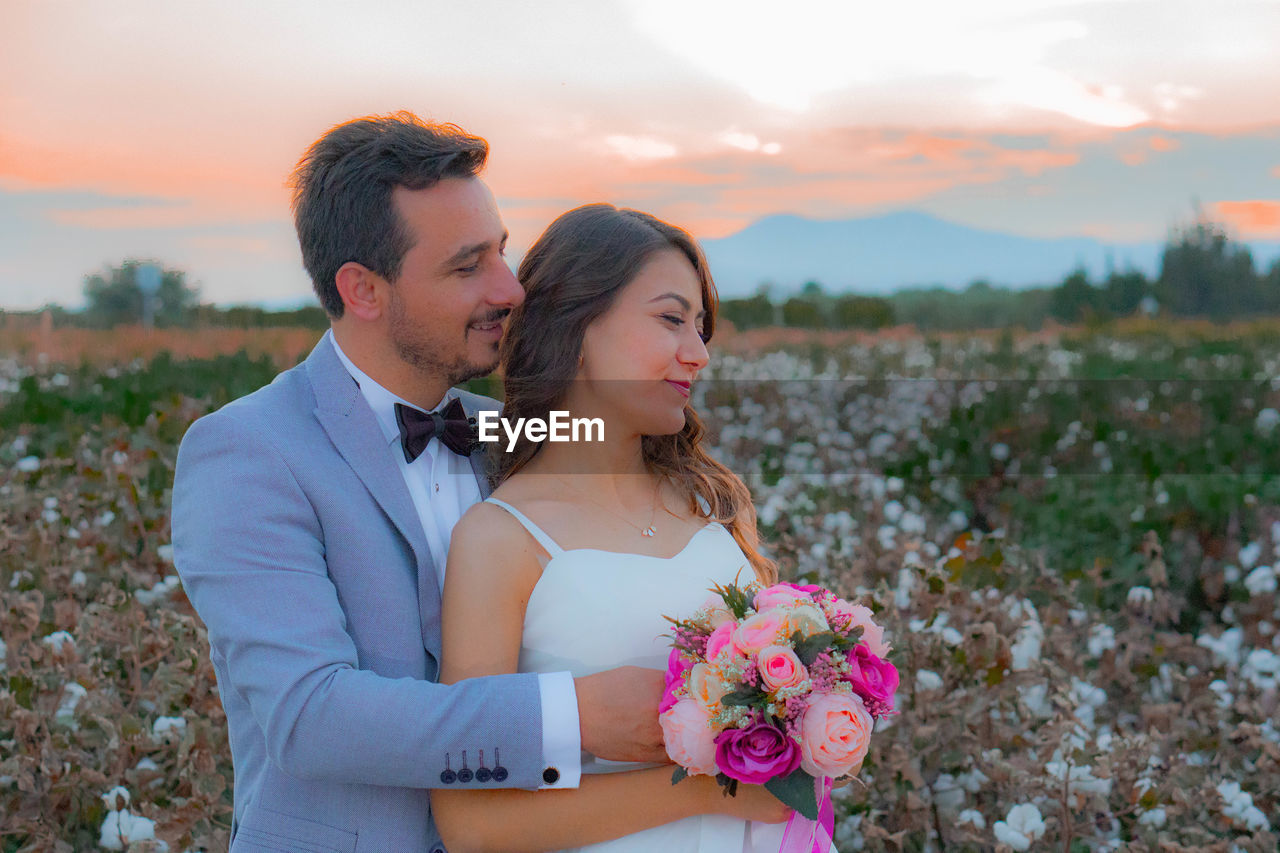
553, 475, 663, 538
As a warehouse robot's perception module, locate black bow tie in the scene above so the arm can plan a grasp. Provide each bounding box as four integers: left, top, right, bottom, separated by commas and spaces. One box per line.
395, 397, 478, 462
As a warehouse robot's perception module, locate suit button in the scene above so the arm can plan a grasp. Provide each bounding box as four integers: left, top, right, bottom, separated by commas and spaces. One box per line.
542, 767, 560, 785
458, 768, 474, 783
475, 767, 492, 782
432, 848, 445, 853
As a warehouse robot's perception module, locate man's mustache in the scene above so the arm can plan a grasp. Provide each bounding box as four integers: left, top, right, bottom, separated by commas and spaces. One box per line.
471, 308, 512, 326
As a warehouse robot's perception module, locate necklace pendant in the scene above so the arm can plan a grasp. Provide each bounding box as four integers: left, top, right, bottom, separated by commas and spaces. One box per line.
641, 526, 657, 537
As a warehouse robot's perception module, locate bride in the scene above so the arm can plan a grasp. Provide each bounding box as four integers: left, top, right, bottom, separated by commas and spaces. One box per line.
432, 204, 813, 852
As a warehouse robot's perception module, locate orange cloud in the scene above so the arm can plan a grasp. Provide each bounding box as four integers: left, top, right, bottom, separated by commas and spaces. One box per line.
1148, 134, 1180, 152
1211, 200, 1280, 237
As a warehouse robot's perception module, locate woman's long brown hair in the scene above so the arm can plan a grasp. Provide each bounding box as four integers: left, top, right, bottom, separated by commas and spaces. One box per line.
494, 204, 776, 584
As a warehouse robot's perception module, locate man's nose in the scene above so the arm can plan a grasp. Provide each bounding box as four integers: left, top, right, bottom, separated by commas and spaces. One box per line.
490, 261, 525, 307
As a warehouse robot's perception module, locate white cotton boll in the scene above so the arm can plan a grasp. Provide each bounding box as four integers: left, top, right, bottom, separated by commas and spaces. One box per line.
1087, 624, 1116, 657
993, 803, 1046, 851
98, 809, 158, 850
112, 450, 129, 467
958, 809, 985, 829
834, 812, 865, 850
916, 670, 943, 691
1255, 407, 1280, 434
940, 627, 963, 646
1068, 608, 1088, 626
1224, 565, 1241, 584
877, 524, 898, 550
1209, 679, 1233, 709
1046, 762, 1113, 796
1241, 649, 1280, 691
1217, 780, 1271, 831
1010, 621, 1043, 671
899, 511, 927, 534
947, 509, 969, 531
152, 716, 187, 742
1017, 683, 1053, 719
0, 637, 7, 673
1138, 807, 1167, 828
894, 568, 915, 610
56, 683, 87, 726
1244, 566, 1277, 596
1128, 586, 1154, 606
41, 631, 75, 654
102, 786, 131, 811
1238, 541, 1263, 569
882, 500, 904, 523
1197, 628, 1244, 667
932, 773, 965, 810
95, 510, 116, 528
990, 442, 1010, 461
15, 456, 40, 472
134, 758, 158, 772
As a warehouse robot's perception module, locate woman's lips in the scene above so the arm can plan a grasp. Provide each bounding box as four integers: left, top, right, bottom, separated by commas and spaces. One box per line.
665, 379, 691, 398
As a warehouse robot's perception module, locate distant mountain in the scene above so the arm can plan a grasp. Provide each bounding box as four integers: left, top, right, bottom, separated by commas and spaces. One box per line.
700, 211, 1280, 297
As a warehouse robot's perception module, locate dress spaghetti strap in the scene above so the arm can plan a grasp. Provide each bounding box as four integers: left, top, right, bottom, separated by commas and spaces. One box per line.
484, 498, 565, 557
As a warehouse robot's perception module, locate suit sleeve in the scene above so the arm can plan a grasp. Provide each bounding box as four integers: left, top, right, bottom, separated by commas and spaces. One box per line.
172, 409, 549, 789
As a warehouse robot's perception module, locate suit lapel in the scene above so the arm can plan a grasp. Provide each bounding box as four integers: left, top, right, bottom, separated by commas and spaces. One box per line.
306, 336, 440, 652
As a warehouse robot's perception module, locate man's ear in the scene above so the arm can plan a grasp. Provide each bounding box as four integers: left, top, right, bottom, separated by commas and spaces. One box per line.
334, 262, 385, 321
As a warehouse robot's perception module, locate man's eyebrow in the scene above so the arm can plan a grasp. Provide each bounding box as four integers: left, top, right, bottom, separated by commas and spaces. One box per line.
648, 292, 705, 316
441, 232, 508, 269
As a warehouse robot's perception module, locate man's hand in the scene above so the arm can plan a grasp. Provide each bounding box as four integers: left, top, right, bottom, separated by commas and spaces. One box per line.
575, 667, 668, 763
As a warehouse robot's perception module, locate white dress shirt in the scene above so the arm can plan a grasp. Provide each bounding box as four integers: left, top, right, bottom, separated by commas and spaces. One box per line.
329, 331, 580, 789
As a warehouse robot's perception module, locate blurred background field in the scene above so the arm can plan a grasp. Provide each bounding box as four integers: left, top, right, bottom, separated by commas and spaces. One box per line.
2, 319, 1278, 851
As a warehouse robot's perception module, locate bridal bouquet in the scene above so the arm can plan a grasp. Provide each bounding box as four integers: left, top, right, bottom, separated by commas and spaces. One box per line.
660, 581, 897, 824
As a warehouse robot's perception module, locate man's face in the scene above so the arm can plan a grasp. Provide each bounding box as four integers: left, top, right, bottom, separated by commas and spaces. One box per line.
385, 177, 523, 388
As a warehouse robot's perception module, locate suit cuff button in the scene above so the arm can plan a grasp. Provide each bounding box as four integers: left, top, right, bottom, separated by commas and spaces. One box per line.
542, 767, 560, 785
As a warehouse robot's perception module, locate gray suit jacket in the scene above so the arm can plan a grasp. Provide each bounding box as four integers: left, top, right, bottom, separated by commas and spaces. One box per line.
172, 333, 544, 852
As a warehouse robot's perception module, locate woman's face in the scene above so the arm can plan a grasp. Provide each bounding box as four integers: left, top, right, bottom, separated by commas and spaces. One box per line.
577, 248, 711, 436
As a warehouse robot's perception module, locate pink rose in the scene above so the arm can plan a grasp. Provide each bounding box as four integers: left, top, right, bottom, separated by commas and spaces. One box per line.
753, 583, 813, 612
733, 611, 784, 656
705, 622, 735, 662
838, 603, 890, 658
714, 721, 802, 784
661, 648, 694, 713
661, 698, 718, 776
758, 644, 808, 692
798, 692, 873, 778
846, 645, 898, 713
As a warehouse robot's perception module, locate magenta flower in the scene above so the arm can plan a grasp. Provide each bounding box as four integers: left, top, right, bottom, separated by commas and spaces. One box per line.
714, 721, 802, 784
845, 645, 899, 715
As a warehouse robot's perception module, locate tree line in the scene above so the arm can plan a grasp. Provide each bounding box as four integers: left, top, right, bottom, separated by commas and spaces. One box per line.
10, 217, 1280, 333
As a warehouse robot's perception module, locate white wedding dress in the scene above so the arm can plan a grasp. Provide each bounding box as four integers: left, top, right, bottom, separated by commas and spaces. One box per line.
485, 498, 804, 853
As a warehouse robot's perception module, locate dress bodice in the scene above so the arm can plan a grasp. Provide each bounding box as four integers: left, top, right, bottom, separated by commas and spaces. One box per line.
484, 498, 799, 853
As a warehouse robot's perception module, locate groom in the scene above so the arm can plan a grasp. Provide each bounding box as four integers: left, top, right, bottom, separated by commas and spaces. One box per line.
171, 113, 666, 852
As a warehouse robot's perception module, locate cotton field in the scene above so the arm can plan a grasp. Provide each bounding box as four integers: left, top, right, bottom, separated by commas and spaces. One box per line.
2, 322, 1278, 851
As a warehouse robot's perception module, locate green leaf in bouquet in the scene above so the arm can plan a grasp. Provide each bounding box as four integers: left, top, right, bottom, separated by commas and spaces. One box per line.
720, 686, 769, 708
792, 631, 836, 666
710, 576, 755, 620
764, 769, 820, 820
671, 766, 688, 785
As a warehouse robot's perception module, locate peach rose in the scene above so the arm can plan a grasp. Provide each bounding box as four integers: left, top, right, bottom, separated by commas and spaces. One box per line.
837, 603, 890, 658
699, 595, 736, 628
689, 662, 731, 710
660, 698, 718, 776
758, 644, 808, 691
782, 603, 830, 639
753, 583, 812, 612
798, 692, 873, 778
732, 612, 784, 656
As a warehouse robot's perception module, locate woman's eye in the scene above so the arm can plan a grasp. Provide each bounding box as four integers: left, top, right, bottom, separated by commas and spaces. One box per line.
456, 263, 481, 274
662, 314, 684, 326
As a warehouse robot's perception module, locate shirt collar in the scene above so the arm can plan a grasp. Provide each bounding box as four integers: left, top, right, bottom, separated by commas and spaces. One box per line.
327, 329, 454, 448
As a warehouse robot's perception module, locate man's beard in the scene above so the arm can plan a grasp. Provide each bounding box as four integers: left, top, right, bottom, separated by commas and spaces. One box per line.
387, 289, 501, 387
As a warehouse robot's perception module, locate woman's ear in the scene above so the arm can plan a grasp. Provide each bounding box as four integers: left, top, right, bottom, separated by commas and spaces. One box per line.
334, 262, 385, 321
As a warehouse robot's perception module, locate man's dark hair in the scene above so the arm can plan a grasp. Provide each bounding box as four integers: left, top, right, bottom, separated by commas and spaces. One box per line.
290, 111, 488, 318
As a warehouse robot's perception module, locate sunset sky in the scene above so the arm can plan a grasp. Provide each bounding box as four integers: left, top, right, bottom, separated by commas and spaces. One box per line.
2, 0, 1279, 309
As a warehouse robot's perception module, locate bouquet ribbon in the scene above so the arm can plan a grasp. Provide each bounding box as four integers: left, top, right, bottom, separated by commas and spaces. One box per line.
778, 776, 834, 853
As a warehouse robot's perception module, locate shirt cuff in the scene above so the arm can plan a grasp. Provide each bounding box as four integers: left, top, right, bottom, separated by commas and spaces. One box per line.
537, 671, 581, 789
